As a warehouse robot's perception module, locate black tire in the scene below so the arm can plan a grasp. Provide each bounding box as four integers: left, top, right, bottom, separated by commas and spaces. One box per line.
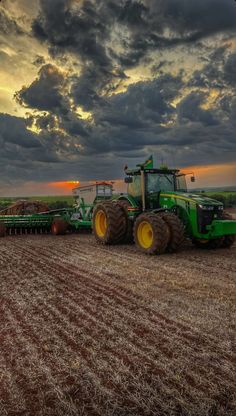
113, 200, 134, 243
51, 218, 68, 235
0, 222, 6, 237
221, 212, 235, 248
93, 202, 126, 244
159, 212, 185, 252
134, 213, 169, 255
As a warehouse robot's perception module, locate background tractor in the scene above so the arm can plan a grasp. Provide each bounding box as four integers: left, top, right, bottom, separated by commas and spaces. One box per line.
92, 156, 236, 254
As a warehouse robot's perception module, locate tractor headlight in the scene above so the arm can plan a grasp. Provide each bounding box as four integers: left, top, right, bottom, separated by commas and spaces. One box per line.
198, 205, 214, 210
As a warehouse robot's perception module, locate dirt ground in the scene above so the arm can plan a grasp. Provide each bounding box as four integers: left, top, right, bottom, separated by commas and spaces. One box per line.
0, 232, 235, 416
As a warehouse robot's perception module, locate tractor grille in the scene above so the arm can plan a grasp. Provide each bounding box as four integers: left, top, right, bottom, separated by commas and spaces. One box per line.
197, 206, 223, 233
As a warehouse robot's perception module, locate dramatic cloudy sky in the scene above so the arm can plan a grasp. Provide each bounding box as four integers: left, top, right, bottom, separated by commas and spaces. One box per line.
0, 0, 236, 195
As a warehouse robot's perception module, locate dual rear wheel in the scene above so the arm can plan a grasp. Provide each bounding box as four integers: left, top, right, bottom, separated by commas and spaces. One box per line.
93, 201, 185, 254
93, 202, 127, 244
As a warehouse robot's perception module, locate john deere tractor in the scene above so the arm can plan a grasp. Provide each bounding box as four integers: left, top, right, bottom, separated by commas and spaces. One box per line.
92, 156, 236, 254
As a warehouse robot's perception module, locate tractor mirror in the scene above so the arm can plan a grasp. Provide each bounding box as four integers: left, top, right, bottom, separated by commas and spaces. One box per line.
125, 177, 133, 183
191, 176, 196, 182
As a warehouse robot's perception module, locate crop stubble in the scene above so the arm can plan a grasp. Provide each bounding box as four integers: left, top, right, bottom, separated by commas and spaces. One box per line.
0, 234, 235, 416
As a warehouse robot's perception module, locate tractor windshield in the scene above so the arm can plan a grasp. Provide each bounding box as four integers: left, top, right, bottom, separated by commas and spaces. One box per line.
147, 173, 175, 193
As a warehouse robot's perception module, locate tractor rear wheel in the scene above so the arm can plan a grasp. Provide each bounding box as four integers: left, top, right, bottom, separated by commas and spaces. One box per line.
93, 202, 126, 244
221, 212, 235, 248
0, 223, 6, 237
51, 218, 68, 235
159, 212, 185, 252
134, 213, 169, 255
113, 200, 134, 243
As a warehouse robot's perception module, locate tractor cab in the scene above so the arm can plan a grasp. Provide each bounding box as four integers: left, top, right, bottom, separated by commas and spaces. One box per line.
125, 167, 189, 210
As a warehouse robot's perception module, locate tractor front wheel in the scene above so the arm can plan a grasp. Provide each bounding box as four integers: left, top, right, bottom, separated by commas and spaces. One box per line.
0, 223, 6, 237
192, 238, 224, 249
221, 212, 235, 248
221, 235, 235, 248
93, 202, 126, 244
134, 213, 169, 255
51, 218, 68, 235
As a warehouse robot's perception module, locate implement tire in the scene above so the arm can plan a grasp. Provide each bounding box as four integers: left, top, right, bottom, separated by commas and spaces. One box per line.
93, 202, 126, 244
51, 218, 68, 235
221, 212, 235, 248
159, 212, 185, 252
0, 222, 6, 237
134, 213, 169, 255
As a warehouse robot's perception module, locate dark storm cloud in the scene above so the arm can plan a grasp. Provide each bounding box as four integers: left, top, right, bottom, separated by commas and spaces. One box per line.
32, 0, 110, 64
94, 74, 182, 129
6, 64, 235, 182
224, 53, 236, 86
1, 0, 236, 187
116, 0, 236, 68
148, 0, 236, 39
0, 113, 58, 183
0, 113, 41, 148
70, 73, 235, 166
15, 64, 70, 114
33, 113, 57, 130
32, 0, 131, 108
33, 0, 236, 67
177, 92, 218, 126
30, 0, 236, 109
0, 112, 85, 185
189, 45, 234, 90
70, 64, 128, 111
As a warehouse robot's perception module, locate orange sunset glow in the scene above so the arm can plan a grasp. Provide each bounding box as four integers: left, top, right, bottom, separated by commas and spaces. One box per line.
48, 162, 235, 195
48, 181, 81, 191
182, 162, 236, 188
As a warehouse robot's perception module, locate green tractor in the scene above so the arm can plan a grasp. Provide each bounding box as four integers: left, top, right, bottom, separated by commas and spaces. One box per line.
92, 156, 236, 254
0, 156, 235, 254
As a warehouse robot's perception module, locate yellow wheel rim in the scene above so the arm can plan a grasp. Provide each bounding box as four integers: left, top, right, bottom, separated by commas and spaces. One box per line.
95, 210, 107, 238
137, 221, 153, 249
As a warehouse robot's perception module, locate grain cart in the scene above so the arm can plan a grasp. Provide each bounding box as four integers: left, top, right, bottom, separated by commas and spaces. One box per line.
92, 156, 236, 254
69, 182, 113, 229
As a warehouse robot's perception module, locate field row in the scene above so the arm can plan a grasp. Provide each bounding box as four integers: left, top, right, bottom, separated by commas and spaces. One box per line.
0, 234, 235, 415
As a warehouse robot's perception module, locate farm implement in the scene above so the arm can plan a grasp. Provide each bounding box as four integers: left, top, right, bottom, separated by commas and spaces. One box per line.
0, 157, 236, 254
0, 182, 113, 238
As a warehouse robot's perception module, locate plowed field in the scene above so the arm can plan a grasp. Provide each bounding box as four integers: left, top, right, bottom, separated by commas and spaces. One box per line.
0, 234, 235, 416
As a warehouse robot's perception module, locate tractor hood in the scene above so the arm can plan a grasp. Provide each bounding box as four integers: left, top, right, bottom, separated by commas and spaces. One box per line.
161, 192, 223, 207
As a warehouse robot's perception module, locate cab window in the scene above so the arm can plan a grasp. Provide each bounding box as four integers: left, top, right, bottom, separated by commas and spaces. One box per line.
127, 175, 141, 198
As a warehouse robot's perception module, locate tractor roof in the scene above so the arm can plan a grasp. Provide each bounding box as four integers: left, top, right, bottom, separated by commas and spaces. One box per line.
125, 167, 180, 176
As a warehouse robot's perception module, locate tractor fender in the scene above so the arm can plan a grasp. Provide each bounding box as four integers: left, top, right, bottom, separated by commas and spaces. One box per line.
116, 195, 138, 208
